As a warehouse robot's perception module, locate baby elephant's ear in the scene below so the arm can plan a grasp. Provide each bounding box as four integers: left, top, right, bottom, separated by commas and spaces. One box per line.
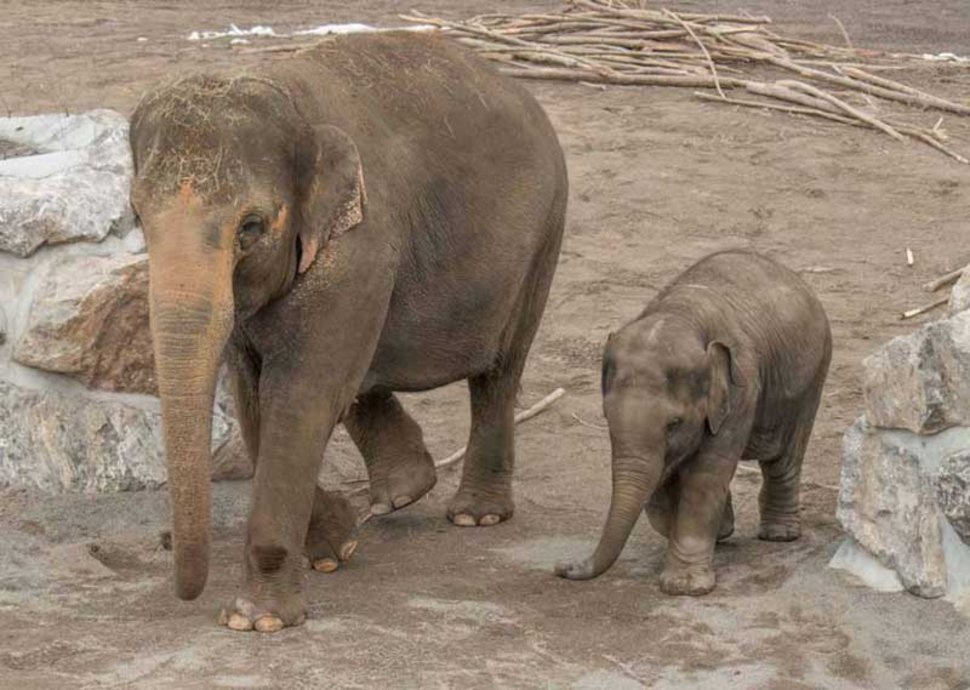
298, 124, 366, 274
706, 341, 738, 435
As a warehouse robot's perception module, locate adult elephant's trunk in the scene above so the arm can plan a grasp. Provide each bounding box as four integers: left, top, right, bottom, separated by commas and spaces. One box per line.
148, 230, 234, 600
556, 453, 661, 580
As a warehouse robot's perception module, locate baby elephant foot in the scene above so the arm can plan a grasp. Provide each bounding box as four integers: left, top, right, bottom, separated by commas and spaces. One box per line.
758, 520, 800, 542
659, 565, 716, 596
369, 451, 437, 516
447, 483, 513, 527
306, 488, 359, 573
218, 594, 306, 634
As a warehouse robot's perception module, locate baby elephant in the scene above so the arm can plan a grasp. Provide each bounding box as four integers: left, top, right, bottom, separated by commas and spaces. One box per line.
557, 250, 831, 595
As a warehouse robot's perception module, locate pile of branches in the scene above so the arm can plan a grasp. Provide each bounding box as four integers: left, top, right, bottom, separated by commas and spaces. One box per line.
402, 0, 970, 163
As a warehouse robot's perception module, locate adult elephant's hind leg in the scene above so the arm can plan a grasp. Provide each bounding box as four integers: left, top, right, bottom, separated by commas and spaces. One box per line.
448, 367, 519, 527
344, 392, 437, 516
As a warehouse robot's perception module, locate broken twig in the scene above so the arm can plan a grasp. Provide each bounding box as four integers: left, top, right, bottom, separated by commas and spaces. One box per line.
900, 295, 950, 320
435, 388, 567, 469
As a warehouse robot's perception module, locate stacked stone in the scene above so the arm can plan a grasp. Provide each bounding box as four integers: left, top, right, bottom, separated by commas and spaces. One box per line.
834, 303, 970, 599
0, 111, 242, 492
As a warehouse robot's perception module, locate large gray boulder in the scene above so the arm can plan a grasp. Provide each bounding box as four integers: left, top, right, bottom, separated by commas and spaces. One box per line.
837, 418, 961, 597
0, 380, 233, 492
14, 253, 154, 394
0, 110, 134, 257
937, 450, 970, 544
862, 310, 970, 434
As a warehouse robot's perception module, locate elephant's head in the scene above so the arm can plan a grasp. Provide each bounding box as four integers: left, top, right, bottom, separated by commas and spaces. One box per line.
556, 316, 742, 580
129, 75, 365, 599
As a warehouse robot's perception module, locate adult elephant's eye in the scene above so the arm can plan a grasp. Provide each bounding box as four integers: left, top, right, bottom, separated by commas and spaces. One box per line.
666, 417, 683, 433
238, 215, 265, 251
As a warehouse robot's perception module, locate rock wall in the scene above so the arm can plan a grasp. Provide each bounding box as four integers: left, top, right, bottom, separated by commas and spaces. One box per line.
833, 307, 970, 601
0, 111, 241, 492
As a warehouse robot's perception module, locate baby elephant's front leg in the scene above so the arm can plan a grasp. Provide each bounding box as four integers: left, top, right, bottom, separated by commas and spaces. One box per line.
660, 453, 736, 596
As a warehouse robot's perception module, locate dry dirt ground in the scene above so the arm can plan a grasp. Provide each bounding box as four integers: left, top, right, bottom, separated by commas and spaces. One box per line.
3, 1, 970, 688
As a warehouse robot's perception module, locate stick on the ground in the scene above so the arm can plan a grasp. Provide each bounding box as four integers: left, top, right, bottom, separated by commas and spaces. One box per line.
435, 388, 567, 470
900, 295, 950, 320
923, 267, 967, 292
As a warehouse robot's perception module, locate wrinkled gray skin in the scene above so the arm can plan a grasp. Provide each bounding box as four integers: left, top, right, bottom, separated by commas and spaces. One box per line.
129, 32, 566, 632
557, 251, 831, 595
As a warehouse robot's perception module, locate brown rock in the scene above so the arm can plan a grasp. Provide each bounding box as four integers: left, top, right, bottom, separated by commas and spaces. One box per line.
14, 253, 155, 394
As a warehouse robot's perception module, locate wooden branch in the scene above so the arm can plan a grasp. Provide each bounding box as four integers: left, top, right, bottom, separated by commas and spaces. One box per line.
695, 91, 858, 125
900, 295, 950, 320
778, 79, 906, 141
499, 66, 746, 88
768, 56, 970, 115
923, 267, 967, 292
435, 388, 567, 470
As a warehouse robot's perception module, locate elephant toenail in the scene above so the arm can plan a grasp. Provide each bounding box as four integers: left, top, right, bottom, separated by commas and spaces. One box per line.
339, 541, 358, 561
479, 514, 501, 526
227, 613, 253, 631
313, 558, 339, 573
370, 502, 392, 516
452, 514, 477, 527
254, 616, 284, 633
391, 495, 413, 509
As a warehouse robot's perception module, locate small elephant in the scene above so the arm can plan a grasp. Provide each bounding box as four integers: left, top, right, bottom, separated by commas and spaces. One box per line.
130, 32, 567, 631
556, 251, 831, 595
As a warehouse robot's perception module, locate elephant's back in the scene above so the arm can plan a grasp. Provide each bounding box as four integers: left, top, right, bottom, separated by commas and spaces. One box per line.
660, 251, 831, 387
268, 31, 565, 181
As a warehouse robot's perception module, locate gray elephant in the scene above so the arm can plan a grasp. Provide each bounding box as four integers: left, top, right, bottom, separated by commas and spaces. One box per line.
556, 251, 831, 595
129, 32, 566, 632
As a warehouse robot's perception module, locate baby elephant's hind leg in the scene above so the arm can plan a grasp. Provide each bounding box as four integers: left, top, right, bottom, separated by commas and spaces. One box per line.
344, 392, 437, 516
757, 396, 820, 542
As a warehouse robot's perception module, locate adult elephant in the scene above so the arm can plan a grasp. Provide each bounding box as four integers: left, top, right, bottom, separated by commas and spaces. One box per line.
129, 32, 567, 632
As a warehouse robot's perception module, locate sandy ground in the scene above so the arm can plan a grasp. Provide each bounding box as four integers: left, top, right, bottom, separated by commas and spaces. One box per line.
2, 1, 970, 688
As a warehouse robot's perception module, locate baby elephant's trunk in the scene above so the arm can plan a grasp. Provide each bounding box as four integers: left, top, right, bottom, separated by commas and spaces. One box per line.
556, 454, 661, 580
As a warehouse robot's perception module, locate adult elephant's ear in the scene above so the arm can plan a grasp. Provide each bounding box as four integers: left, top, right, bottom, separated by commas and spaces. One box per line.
298, 124, 366, 274
706, 341, 743, 434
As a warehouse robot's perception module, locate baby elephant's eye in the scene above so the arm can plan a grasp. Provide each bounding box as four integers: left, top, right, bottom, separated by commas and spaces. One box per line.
238, 215, 265, 250
665, 417, 683, 433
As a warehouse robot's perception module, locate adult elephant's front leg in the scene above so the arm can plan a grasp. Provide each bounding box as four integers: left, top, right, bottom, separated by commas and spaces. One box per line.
220, 375, 351, 633
221, 249, 394, 632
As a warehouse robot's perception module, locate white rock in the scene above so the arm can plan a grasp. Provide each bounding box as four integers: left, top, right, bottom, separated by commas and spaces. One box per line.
0, 110, 134, 257
937, 450, 970, 544
950, 267, 970, 315
863, 310, 970, 434
837, 416, 970, 598
829, 537, 904, 592
0, 380, 233, 493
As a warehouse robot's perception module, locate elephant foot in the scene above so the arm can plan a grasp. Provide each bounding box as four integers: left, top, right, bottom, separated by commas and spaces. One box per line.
218, 593, 305, 633
368, 451, 437, 516
447, 483, 513, 527
758, 520, 800, 542
306, 488, 359, 573
659, 565, 716, 596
